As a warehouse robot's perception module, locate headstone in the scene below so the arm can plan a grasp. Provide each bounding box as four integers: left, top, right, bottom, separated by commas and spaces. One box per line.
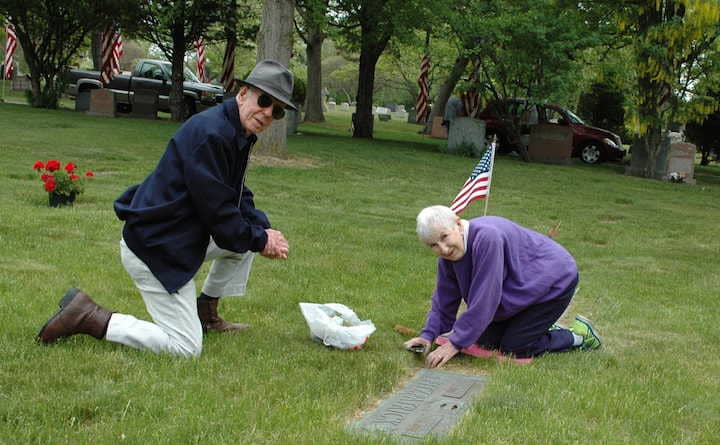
447, 117, 486, 156
327, 101, 336, 110
286, 109, 301, 135
130, 89, 158, 120
75, 91, 91, 112
87, 89, 116, 117
351, 369, 487, 440
407, 109, 418, 124
430, 116, 448, 139
340, 102, 350, 112
375, 106, 391, 121
397, 105, 406, 113
11, 76, 31, 91
528, 124, 573, 164
664, 141, 696, 184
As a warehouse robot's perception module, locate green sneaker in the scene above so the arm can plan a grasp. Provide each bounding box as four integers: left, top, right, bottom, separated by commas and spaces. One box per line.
568, 315, 602, 351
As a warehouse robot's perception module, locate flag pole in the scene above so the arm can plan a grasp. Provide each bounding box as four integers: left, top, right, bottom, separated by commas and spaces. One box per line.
482, 136, 498, 216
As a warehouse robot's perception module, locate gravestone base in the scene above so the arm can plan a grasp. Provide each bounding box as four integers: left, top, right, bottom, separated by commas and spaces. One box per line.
447, 118, 486, 157
75, 91, 91, 112
130, 89, 158, 120
87, 89, 116, 118
528, 124, 573, 164
430, 116, 448, 139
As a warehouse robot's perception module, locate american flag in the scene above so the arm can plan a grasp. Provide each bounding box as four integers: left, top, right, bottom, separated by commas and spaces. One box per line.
450, 143, 496, 215
4, 24, 17, 80
220, 37, 236, 91
415, 54, 430, 124
112, 32, 123, 75
194, 38, 207, 83
100, 26, 121, 85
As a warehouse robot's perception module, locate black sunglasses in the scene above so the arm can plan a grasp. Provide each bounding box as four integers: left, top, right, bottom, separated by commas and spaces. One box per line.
257, 93, 286, 120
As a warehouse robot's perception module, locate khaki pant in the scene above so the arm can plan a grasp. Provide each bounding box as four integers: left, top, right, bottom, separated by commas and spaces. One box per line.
105, 238, 255, 357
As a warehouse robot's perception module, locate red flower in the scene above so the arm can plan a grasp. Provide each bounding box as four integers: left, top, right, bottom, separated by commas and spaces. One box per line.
70, 174, 80, 180
43, 179, 57, 192
85, 171, 94, 177
46, 159, 61, 172
64, 162, 76, 173
33, 161, 44, 170
41, 173, 52, 182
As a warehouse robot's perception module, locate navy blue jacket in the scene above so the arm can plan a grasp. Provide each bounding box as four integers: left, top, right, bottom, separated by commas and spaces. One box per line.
114, 99, 270, 293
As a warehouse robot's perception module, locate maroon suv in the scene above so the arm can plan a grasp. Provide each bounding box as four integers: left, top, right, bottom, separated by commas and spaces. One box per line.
477, 99, 625, 164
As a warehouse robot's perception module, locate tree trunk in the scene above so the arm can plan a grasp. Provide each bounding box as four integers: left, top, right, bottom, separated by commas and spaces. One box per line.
303, 25, 325, 122
422, 54, 467, 135
626, 4, 672, 179
169, 19, 188, 122
91, 32, 103, 70
354, 48, 378, 138
254, 0, 295, 157
11, 22, 38, 106
628, 126, 666, 179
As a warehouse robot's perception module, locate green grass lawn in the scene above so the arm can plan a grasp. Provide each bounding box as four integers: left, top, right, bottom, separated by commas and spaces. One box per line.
1, 103, 719, 444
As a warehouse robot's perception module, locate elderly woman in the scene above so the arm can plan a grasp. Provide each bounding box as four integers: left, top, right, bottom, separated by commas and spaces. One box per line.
404, 206, 601, 368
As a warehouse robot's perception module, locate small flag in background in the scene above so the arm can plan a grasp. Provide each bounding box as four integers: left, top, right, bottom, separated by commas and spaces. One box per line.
415, 54, 430, 124
4, 23, 17, 80
450, 143, 496, 215
194, 38, 207, 83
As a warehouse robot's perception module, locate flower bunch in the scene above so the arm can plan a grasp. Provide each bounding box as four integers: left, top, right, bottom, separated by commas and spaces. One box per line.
33, 160, 94, 196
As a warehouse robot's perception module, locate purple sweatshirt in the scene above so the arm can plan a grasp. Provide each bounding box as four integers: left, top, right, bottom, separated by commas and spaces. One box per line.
419, 216, 578, 349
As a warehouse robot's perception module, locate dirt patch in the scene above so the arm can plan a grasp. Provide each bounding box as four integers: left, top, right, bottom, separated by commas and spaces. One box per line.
251, 154, 320, 169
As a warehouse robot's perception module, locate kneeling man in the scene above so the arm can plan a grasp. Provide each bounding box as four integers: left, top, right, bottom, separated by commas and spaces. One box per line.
404, 206, 601, 368
37, 60, 294, 357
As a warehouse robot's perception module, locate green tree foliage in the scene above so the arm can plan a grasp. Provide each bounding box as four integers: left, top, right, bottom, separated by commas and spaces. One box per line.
610, 0, 720, 178
330, 0, 429, 138
375, 32, 458, 109
685, 108, 720, 165
428, 0, 604, 158
135, 0, 227, 121
459, 0, 604, 106
577, 81, 627, 140
0, 0, 135, 108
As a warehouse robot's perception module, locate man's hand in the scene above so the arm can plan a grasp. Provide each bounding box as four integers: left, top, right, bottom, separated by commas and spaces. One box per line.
425, 341, 458, 368
261, 228, 288, 259
403, 337, 430, 353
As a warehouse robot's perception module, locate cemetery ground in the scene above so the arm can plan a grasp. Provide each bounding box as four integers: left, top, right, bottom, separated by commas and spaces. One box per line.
1, 101, 719, 444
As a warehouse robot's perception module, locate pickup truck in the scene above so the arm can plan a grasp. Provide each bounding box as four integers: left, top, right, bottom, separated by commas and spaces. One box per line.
65, 59, 225, 116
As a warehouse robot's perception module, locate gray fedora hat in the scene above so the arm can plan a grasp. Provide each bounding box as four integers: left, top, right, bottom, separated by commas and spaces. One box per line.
239, 59, 297, 110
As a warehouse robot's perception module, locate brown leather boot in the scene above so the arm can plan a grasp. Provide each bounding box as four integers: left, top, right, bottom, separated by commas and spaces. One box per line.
197, 297, 249, 333
37, 288, 112, 344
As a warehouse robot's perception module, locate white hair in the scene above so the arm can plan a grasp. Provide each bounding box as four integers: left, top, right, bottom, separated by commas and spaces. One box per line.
416, 205, 458, 242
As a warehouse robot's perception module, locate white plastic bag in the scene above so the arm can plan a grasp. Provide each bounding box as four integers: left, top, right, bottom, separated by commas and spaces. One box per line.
299, 302, 376, 350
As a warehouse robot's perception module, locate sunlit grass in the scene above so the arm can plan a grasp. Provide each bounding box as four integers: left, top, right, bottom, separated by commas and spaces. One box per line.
1, 103, 719, 444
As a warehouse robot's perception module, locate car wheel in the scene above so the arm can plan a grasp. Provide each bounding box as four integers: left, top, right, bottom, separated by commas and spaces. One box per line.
580, 142, 602, 164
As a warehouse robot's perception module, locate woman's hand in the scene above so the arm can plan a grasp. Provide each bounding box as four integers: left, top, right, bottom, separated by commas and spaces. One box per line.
425, 341, 458, 368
